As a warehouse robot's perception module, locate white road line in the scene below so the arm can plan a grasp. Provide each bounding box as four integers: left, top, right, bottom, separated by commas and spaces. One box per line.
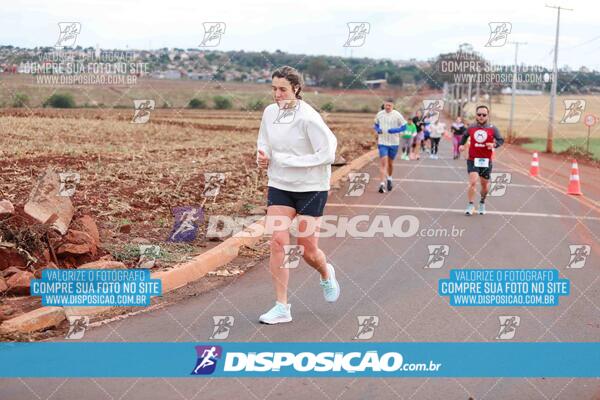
392, 178, 542, 188
392, 162, 520, 172
392, 163, 463, 169
326, 203, 600, 221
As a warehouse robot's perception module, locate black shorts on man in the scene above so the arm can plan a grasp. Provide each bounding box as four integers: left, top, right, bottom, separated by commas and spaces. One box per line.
466, 159, 492, 180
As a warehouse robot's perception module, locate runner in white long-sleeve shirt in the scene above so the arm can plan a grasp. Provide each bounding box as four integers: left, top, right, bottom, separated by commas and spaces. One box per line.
429, 121, 446, 159
256, 66, 340, 324
373, 99, 407, 193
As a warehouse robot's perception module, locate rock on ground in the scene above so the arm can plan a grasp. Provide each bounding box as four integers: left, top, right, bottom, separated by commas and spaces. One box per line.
24, 168, 74, 235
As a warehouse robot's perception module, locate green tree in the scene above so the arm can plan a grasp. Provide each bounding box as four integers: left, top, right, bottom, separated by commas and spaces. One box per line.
213, 95, 233, 109
43, 93, 76, 108
188, 98, 207, 109
321, 102, 334, 112
12, 92, 29, 108
307, 57, 329, 85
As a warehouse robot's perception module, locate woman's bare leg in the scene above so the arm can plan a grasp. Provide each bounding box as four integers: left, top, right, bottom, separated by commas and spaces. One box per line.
296, 215, 328, 279
266, 205, 296, 304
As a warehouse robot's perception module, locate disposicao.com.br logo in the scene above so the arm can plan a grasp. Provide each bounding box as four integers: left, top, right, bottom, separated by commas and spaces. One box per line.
191, 345, 442, 376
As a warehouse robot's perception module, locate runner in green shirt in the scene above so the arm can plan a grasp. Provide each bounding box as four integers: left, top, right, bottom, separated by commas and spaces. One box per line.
400, 119, 417, 160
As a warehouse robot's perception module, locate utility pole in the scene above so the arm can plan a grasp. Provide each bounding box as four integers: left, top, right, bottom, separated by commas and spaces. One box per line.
457, 83, 462, 117
457, 84, 463, 117
488, 81, 494, 123
467, 75, 473, 116
546, 4, 573, 153
508, 41, 527, 142
451, 84, 458, 118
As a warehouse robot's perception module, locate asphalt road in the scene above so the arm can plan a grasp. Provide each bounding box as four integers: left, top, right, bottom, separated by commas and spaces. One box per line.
2, 138, 599, 399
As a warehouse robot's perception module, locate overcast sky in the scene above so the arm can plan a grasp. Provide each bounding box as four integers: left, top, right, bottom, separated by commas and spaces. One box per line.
2, 0, 599, 69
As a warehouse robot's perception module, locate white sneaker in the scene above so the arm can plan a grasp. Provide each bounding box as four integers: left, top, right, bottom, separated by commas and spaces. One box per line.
465, 203, 475, 216
478, 202, 486, 215
320, 263, 340, 302
259, 302, 292, 324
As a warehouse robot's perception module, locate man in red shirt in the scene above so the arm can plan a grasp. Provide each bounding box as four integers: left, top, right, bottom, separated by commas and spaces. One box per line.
458, 105, 504, 215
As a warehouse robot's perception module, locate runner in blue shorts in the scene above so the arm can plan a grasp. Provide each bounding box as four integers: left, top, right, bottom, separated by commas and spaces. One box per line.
377, 143, 399, 160
373, 98, 407, 193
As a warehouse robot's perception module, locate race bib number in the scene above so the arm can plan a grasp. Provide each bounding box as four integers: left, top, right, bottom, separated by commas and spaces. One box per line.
474, 158, 490, 168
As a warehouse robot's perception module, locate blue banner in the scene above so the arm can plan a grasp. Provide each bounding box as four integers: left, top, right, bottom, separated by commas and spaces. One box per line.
30, 269, 162, 307
0, 342, 598, 377
439, 269, 570, 306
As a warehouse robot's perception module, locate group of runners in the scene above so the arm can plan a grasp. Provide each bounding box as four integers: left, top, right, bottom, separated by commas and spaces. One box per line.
374, 104, 447, 166
373, 98, 504, 215
373, 99, 450, 194
255, 66, 504, 324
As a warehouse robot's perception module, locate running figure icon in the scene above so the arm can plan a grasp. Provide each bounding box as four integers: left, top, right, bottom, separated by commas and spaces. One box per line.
193, 346, 220, 374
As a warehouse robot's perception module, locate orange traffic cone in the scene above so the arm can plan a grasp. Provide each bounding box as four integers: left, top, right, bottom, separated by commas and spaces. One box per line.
566, 159, 583, 196
529, 152, 540, 177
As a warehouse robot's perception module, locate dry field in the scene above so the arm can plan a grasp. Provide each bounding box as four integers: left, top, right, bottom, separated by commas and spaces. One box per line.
0, 105, 387, 332
0, 76, 431, 330
0, 74, 429, 113
0, 107, 378, 267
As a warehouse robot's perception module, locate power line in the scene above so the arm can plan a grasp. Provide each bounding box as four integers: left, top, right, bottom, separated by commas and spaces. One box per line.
563, 34, 600, 50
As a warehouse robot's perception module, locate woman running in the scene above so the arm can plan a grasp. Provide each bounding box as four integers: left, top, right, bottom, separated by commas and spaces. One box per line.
429, 120, 445, 159
401, 118, 417, 160
412, 110, 425, 158
422, 115, 432, 154
256, 66, 340, 324
451, 116, 466, 159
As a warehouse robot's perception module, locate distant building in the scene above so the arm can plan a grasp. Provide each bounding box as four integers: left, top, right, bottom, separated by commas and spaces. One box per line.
164, 70, 182, 79
501, 87, 543, 96
304, 76, 316, 86
17, 63, 32, 73
188, 72, 213, 80
150, 70, 182, 79
364, 79, 387, 89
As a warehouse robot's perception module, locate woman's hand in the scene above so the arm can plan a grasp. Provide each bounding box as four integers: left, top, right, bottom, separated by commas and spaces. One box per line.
257, 150, 270, 169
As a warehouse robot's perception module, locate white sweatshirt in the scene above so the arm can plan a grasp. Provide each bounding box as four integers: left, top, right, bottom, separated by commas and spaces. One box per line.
374, 109, 407, 146
430, 122, 446, 139
257, 100, 338, 192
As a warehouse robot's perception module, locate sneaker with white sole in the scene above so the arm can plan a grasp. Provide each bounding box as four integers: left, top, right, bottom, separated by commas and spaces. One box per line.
478, 202, 486, 215
465, 203, 475, 216
259, 302, 292, 324
320, 263, 340, 302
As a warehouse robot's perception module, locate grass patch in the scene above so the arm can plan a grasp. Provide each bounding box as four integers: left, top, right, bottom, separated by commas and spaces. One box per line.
520, 137, 600, 160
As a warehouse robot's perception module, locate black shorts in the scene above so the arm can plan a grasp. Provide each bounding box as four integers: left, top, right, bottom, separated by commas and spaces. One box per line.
267, 186, 328, 217
467, 159, 492, 180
